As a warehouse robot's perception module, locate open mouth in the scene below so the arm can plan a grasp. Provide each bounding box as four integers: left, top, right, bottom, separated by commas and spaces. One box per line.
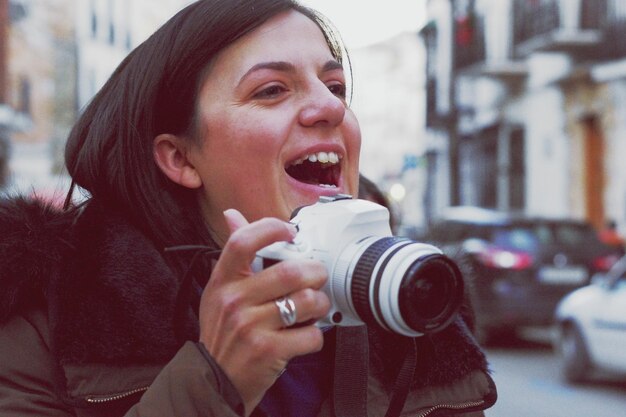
285, 151, 342, 188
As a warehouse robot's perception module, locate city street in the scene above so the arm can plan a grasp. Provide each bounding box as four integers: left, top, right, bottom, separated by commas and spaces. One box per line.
484, 328, 626, 417
2, 1, 626, 415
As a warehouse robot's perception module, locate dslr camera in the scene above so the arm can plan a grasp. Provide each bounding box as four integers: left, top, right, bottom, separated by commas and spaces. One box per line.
256, 195, 464, 337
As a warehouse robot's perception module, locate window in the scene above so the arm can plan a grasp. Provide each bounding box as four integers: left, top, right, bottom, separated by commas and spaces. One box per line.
108, 0, 115, 45
91, 0, 98, 39
509, 127, 525, 210
17, 77, 31, 115
492, 227, 538, 252
109, 22, 115, 44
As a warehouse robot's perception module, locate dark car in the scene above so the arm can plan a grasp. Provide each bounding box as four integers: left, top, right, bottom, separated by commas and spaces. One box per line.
423, 206, 623, 344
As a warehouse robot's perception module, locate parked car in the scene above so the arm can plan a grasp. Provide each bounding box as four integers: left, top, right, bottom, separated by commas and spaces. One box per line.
554, 255, 626, 383
422, 206, 622, 344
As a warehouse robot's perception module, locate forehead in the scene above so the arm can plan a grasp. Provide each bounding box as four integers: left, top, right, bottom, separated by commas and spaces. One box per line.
208, 10, 336, 78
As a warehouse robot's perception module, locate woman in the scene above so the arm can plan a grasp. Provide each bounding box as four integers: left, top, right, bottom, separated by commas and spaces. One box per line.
0, 0, 496, 416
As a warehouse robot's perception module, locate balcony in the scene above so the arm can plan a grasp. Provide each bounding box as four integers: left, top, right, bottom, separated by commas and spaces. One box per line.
594, 2, 626, 61
453, 10, 485, 72
425, 78, 439, 128
513, 0, 606, 58
454, 8, 528, 83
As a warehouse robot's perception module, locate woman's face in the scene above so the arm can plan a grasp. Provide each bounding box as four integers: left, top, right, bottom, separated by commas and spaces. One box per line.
188, 10, 361, 242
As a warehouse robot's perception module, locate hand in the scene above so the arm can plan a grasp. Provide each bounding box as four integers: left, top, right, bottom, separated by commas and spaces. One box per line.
198, 209, 331, 415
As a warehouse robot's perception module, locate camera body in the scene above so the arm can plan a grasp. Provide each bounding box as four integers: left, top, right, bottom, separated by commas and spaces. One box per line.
256, 195, 463, 337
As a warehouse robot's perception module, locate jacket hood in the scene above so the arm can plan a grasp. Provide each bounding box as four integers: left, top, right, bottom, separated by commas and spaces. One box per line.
0, 197, 73, 322
0, 196, 196, 366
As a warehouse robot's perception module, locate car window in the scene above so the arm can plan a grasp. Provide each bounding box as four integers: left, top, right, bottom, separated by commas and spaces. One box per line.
468, 225, 491, 241
531, 224, 551, 244
491, 227, 539, 251
428, 221, 467, 243
609, 257, 626, 278
552, 223, 599, 246
614, 275, 626, 291
514, 222, 599, 248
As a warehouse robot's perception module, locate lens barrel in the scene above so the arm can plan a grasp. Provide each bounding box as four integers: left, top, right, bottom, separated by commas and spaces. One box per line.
399, 254, 464, 333
349, 237, 464, 336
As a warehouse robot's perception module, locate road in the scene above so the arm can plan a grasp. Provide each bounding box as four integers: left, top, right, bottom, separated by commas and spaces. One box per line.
483, 328, 626, 417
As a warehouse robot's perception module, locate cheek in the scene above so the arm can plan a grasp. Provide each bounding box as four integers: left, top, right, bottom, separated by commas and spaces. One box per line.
346, 112, 362, 151
345, 114, 362, 176
202, 113, 276, 165
349, 147, 362, 196
200, 124, 282, 194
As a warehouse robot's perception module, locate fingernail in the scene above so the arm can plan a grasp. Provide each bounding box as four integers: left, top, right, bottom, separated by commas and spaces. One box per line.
286, 222, 298, 237
223, 208, 240, 220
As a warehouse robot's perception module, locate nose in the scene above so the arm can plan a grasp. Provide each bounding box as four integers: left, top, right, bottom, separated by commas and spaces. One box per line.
298, 82, 346, 127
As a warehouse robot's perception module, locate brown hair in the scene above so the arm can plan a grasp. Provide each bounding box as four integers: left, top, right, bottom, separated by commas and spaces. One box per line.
64, 0, 348, 252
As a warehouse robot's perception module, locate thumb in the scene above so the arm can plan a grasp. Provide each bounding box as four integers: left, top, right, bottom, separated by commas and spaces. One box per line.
223, 209, 249, 235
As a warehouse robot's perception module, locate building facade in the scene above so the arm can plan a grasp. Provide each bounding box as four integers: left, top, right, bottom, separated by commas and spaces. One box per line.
423, 0, 626, 232
350, 32, 427, 228
1, 0, 192, 194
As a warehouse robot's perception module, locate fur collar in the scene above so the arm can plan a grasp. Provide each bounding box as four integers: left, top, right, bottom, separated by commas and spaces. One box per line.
0, 197, 72, 322
0, 197, 196, 365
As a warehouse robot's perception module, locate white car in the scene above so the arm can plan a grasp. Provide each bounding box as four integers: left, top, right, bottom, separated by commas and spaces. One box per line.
554, 255, 626, 383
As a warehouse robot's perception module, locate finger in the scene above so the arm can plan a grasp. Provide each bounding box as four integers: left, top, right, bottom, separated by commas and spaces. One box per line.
223, 208, 249, 235
270, 324, 326, 358
223, 323, 325, 364
205, 259, 328, 330
266, 287, 331, 329
214, 217, 297, 282
238, 259, 328, 305
208, 321, 325, 409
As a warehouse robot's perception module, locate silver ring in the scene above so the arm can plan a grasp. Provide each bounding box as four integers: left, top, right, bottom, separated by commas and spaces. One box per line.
274, 296, 297, 327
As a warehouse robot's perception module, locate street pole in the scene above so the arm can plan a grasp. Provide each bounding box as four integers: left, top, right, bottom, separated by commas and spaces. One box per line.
448, 0, 461, 207
0, 0, 9, 189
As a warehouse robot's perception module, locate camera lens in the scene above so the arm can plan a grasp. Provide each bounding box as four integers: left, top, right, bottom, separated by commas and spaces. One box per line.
399, 255, 463, 333
346, 237, 464, 337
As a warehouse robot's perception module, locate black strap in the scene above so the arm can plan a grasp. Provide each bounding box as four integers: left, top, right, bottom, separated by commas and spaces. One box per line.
334, 326, 369, 417
384, 337, 417, 417
334, 326, 417, 417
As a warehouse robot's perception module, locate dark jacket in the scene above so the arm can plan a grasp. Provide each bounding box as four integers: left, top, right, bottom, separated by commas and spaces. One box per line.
0, 197, 496, 416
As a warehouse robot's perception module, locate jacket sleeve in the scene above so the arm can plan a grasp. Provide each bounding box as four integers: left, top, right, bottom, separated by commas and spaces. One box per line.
0, 312, 73, 417
124, 342, 244, 417
0, 309, 244, 417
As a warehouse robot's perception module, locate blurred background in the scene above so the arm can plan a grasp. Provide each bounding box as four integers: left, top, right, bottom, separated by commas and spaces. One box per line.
1, 0, 626, 415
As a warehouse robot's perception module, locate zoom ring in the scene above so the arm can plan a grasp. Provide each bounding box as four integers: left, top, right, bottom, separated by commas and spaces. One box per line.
350, 237, 404, 329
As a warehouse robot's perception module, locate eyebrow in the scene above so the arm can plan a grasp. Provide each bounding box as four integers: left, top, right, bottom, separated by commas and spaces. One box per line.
238, 60, 343, 85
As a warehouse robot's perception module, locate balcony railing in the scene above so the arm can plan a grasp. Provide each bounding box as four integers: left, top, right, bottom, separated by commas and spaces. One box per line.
514, 0, 559, 46
425, 77, 439, 128
513, 0, 606, 57
453, 9, 527, 81
593, 1, 626, 60
453, 12, 486, 71
580, 0, 608, 30
452, 0, 626, 77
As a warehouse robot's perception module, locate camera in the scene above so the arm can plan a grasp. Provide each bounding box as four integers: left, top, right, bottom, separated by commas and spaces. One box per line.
256, 195, 464, 337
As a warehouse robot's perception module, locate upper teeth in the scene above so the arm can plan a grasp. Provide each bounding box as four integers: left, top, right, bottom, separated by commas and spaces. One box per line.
292, 151, 341, 166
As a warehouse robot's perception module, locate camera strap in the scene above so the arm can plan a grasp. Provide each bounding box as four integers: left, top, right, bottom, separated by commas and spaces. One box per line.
383, 337, 417, 417
333, 326, 368, 417
333, 327, 417, 417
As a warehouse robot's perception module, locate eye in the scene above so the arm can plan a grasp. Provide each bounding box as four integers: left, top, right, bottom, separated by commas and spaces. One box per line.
253, 84, 287, 99
327, 82, 347, 100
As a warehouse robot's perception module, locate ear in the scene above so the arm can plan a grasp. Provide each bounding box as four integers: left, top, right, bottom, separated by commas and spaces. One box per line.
153, 133, 202, 189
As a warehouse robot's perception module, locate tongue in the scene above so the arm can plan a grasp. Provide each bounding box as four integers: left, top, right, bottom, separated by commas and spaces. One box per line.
286, 161, 338, 186
319, 165, 337, 186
